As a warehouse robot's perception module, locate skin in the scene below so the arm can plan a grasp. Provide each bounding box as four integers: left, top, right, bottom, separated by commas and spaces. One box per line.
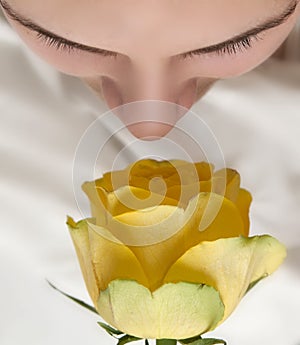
1, 0, 300, 138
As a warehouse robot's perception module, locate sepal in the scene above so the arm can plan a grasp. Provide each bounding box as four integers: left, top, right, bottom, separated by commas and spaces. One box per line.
116, 335, 141, 345
179, 338, 226, 345
47, 280, 98, 315
98, 322, 124, 337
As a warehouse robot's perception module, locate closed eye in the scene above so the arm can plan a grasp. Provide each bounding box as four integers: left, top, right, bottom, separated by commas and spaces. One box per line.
35, 31, 118, 57
176, 0, 298, 60
180, 33, 262, 59
0, 0, 120, 57
0, 0, 298, 60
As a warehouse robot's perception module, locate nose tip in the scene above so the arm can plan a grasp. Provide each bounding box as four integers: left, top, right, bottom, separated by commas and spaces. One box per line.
100, 77, 197, 139
126, 121, 175, 140
112, 100, 189, 140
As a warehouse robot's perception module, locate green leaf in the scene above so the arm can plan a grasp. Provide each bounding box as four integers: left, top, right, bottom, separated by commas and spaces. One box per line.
145, 340, 150, 345
117, 334, 141, 345
156, 340, 177, 345
179, 335, 202, 344
187, 338, 226, 345
47, 280, 98, 315
97, 322, 123, 337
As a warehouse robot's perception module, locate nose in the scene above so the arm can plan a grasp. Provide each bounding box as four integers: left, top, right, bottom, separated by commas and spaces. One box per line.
100, 71, 199, 140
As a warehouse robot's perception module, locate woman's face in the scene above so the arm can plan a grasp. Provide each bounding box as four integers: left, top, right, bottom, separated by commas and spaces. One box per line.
1, 0, 300, 137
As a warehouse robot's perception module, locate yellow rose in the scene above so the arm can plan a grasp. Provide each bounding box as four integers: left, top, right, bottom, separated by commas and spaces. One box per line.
67, 159, 286, 340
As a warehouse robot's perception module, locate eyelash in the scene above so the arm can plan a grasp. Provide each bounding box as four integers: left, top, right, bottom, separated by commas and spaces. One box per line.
36, 32, 73, 51
180, 33, 262, 59
35, 30, 261, 59
35, 31, 118, 57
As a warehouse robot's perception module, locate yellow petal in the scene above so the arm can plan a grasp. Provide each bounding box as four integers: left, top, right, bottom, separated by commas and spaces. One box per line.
164, 235, 286, 322
196, 192, 245, 237
127, 160, 213, 188
67, 216, 99, 306
193, 161, 214, 181
111, 203, 186, 245
223, 169, 241, 202
83, 179, 181, 221
68, 217, 149, 301
93, 169, 129, 192
82, 160, 215, 217
81, 181, 107, 226
103, 186, 180, 217
166, 181, 210, 206
109, 193, 246, 290
97, 280, 224, 340
211, 170, 252, 234
234, 188, 252, 236
109, 203, 190, 290
211, 168, 240, 202
128, 159, 175, 179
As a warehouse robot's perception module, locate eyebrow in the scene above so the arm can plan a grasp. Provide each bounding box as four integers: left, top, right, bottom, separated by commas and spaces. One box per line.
0, 0, 298, 58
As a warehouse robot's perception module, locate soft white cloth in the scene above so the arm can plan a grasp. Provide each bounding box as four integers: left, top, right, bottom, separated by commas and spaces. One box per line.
0, 13, 300, 345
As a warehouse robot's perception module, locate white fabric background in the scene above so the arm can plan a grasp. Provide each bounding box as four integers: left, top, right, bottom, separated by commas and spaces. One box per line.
0, 13, 300, 345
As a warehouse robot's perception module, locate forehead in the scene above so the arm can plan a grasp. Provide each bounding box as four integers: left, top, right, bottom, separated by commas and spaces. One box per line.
8, 0, 290, 55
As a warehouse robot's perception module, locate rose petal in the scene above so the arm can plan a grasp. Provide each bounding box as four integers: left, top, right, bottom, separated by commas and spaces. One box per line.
165, 181, 209, 206
97, 280, 224, 339
210, 168, 240, 202
107, 193, 245, 290
67, 217, 99, 305
93, 170, 129, 192
108, 186, 180, 216
164, 235, 286, 321
234, 188, 252, 235
127, 160, 213, 187
68, 217, 149, 298
83, 161, 216, 217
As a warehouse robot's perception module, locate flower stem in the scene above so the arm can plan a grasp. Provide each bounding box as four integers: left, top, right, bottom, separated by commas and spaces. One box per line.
156, 340, 177, 345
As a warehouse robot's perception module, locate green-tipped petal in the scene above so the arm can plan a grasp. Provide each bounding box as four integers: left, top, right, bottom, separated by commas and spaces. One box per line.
97, 280, 224, 340
164, 236, 286, 322
67, 217, 149, 304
